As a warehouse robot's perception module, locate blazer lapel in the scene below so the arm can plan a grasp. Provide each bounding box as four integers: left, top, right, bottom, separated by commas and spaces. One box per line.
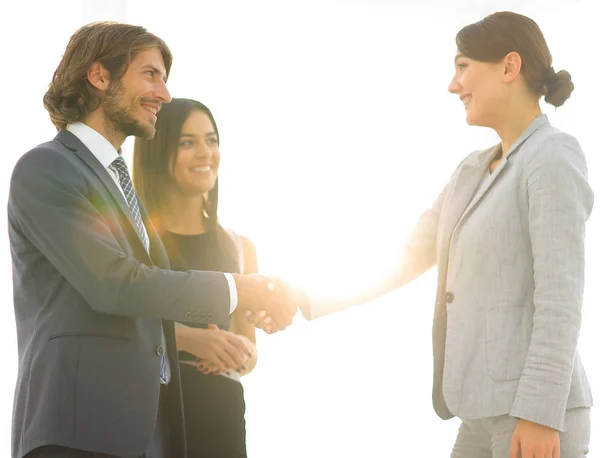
138, 203, 170, 268
453, 114, 550, 232
56, 130, 150, 258
437, 154, 490, 258
452, 147, 504, 232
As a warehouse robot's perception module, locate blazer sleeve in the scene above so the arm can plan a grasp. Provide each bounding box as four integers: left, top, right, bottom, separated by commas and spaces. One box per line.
8, 146, 231, 326
393, 183, 447, 283
510, 135, 594, 431
394, 153, 479, 284
307, 184, 447, 320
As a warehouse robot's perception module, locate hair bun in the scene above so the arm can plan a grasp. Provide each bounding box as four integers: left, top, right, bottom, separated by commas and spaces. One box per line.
544, 68, 574, 107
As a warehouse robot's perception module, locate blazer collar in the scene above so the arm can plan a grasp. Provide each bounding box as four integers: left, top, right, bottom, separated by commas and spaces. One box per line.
450, 114, 549, 237
470, 113, 549, 167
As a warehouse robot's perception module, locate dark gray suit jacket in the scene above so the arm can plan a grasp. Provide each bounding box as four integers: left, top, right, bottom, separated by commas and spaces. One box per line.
9, 130, 231, 458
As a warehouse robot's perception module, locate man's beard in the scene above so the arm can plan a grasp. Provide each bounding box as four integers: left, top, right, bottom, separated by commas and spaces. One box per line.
102, 80, 156, 140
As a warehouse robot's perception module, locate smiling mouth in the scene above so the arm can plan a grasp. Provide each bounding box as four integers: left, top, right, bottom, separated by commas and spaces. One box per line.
460, 95, 472, 106
141, 104, 158, 116
190, 166, 212, 172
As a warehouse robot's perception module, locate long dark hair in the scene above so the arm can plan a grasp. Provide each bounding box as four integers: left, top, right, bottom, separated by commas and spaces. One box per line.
456, 11, 573, 107
133, 98, 239, 268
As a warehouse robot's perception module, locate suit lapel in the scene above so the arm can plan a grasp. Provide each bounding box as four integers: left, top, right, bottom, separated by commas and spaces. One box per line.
138, 202, 170, 268
437, 154, 490, 259
452, 147, 504, 232
56, 130, 150, 258
440, 114, 550, 256
453, 114, 550, 232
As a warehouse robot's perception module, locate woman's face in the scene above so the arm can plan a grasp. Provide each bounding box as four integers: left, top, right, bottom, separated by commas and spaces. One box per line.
170, 110, 220, 195
448, 51, 507, 128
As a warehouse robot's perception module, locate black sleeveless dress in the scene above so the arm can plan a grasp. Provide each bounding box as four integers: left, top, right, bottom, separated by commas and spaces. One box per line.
161, 230, 247, 458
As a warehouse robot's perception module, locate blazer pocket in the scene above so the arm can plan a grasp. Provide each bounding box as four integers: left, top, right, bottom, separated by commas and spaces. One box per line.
48, 332, 130, 342
485, 306, 526, 381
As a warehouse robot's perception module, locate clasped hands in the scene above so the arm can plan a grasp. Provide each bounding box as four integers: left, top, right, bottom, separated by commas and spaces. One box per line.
233, 273, 310, 334
177, 323, 254, 376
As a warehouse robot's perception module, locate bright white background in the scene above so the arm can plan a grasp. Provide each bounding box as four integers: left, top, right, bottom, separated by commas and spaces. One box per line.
1, 0, 598, 456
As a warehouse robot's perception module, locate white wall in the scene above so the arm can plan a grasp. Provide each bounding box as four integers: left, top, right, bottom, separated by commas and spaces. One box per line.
1, 1, 598, 456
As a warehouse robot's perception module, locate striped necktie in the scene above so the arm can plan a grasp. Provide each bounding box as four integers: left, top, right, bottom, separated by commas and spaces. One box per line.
110, 156, 150, 251
110, 156, 170, 384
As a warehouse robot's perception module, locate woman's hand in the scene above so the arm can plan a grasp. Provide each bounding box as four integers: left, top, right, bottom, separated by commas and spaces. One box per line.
510, 419, 560, 458
194, 359, 225, 376
176, 324, 250, 374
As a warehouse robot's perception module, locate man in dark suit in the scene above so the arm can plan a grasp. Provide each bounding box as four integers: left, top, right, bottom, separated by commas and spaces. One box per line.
8, 22, 297, 458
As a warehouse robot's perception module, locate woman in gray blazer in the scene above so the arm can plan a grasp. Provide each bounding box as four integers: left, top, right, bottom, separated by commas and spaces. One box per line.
293, 11, 593, 457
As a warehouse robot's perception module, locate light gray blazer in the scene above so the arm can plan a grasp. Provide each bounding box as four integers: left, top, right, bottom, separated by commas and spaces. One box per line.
405, 114, 594, 431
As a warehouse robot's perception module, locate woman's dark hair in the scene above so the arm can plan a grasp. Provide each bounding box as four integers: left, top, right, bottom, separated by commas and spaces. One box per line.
456, 11, 573, 107
133, 98, 238, 267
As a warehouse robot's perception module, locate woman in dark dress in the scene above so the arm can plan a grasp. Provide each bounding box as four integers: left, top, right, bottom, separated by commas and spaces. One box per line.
133, 98, 258, 458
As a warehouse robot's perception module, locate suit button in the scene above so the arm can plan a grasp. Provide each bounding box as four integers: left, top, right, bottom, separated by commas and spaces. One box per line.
184, 311, 192, 321
445, 292, 455, 303
156, 345, 164, 356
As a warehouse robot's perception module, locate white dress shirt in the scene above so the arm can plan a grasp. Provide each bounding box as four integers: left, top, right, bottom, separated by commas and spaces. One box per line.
66, 122, 238, 313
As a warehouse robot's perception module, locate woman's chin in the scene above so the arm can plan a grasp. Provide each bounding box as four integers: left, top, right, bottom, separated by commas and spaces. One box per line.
465, 111, 486, 128
465, 111, 477, 126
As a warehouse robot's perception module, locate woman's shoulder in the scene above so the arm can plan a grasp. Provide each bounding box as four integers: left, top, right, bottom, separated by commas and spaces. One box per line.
222, 228, 258, 273
238, 234, 256, 253
222, 228, 255, 250
523, 124, 586, 169
537, 123, 581, 149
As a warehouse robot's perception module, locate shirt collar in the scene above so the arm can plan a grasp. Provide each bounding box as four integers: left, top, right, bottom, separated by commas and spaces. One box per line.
66, 122, 120, 169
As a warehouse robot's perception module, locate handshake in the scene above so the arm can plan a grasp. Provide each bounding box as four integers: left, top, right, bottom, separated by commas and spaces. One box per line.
232, 273, 311, 333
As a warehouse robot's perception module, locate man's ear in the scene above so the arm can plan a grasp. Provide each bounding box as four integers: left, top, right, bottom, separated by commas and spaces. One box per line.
503, 51, 522, 84
87, 62, 111, 91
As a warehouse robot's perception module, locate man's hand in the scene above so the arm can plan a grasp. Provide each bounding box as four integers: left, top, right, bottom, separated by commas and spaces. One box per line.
233, 273, 298, 332
176, 324, 250, 373
242, 279, 311, 333
243, 309, 276, 333
510, 418, 560, 458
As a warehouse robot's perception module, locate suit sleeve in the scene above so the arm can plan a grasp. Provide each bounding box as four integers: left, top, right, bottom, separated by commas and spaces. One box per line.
8, 147, 231, 325
393, 153, 481, 286
308, 178, 450, 320
392, 182, 447, 284
510, 135, 594, 431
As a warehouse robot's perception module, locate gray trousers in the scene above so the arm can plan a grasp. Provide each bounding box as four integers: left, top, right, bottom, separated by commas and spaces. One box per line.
451, 408, 590, 458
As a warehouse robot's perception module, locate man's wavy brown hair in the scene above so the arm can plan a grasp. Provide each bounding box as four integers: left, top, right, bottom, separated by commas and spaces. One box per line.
43, 22, 173, 130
